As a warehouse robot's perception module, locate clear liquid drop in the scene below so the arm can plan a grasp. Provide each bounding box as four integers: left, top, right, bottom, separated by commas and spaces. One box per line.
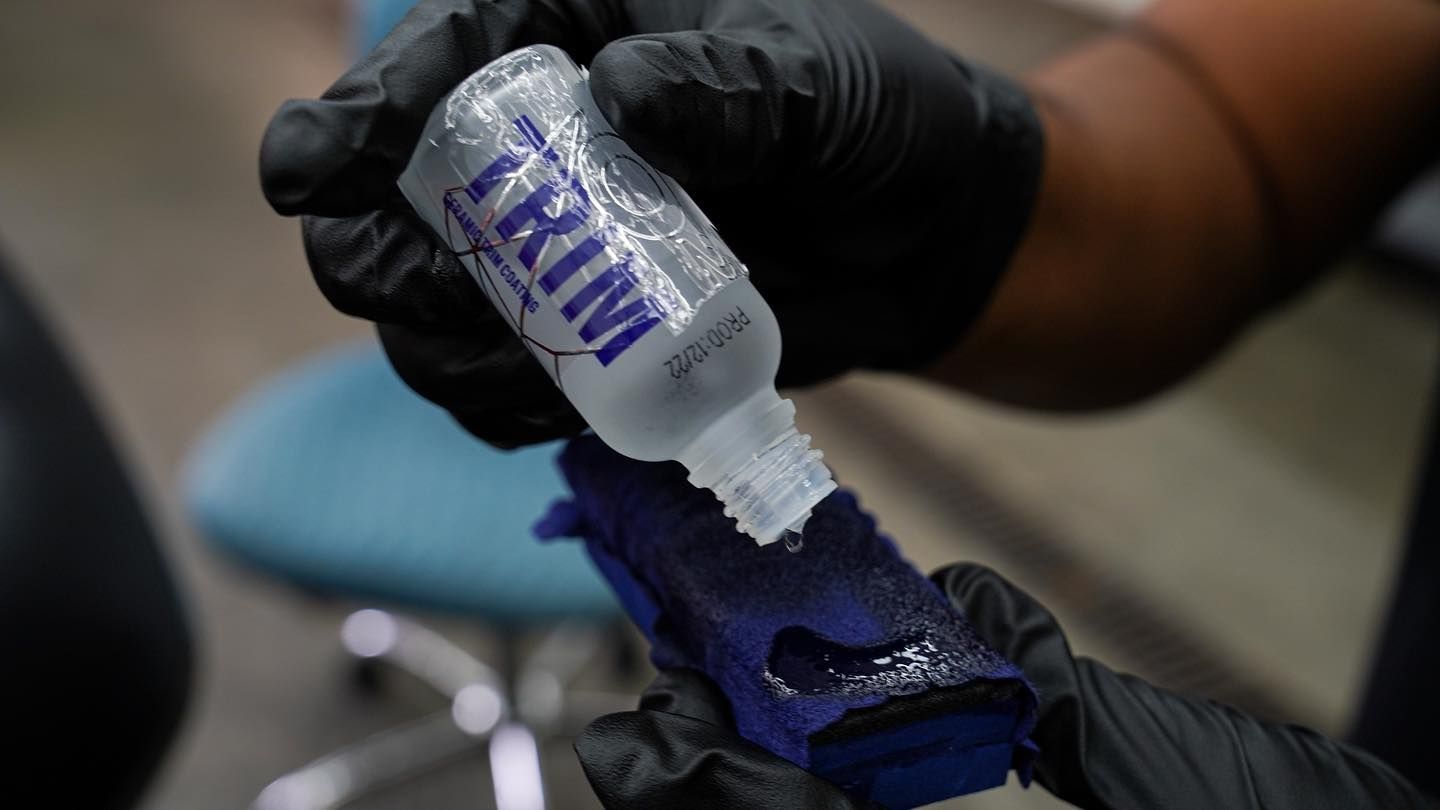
784, 530, 804, 554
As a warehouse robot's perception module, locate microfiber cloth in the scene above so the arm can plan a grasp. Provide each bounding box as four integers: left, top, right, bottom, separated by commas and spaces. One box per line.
535, 435, 1038, 809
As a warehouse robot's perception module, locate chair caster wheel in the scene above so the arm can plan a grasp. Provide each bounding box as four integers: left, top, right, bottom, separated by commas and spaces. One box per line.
349, 656, 385, 695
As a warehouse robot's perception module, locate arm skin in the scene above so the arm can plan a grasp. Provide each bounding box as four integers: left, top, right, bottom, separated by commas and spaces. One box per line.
930, 0, 1440, 410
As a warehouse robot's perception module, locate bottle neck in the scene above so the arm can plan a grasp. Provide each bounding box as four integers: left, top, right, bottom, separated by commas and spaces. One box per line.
678, 389, 837, 546
678, 389, 796, 488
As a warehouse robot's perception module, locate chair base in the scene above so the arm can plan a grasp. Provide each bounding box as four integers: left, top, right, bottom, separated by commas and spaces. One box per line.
251, 610, 634, 810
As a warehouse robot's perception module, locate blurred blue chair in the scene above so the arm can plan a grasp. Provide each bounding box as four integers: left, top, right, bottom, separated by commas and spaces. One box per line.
184, 343, 625, 810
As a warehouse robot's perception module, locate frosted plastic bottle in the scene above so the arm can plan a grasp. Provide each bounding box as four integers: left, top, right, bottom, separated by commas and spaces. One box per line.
397, 45, 835, 546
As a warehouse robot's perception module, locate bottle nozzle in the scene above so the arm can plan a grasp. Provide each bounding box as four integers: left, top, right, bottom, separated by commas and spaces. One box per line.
679, 390, 837, 546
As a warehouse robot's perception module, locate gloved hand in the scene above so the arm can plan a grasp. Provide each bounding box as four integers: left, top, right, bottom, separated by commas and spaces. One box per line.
575, 564, 1435, 810
577, 668, 880, 810
259, 0, 1043, 448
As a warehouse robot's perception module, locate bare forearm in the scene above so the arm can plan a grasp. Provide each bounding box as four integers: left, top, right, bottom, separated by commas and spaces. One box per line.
932, 0, 1440, 410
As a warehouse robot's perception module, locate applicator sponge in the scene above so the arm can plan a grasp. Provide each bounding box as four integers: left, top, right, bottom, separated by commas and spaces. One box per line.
536, 435, 1037, 808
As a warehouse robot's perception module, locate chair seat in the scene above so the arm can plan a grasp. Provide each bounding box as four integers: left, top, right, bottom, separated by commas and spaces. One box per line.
184, 343, 617, 624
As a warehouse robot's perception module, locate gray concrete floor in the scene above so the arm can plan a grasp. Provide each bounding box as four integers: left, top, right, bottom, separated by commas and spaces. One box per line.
1, 1, 1435, 808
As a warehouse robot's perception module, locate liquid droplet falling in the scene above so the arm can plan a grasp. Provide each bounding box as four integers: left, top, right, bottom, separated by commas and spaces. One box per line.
784, 529, 804, 554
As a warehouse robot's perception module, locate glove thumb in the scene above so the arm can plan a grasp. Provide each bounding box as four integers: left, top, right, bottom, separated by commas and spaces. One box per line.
588, 30, 824, 188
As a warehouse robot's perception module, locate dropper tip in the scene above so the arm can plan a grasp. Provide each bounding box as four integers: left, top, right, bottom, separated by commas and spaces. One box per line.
785, 512, 812, 535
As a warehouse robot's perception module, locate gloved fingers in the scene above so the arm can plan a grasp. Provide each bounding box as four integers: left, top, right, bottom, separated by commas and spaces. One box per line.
377, 322, 587, 448
931, 563, 1100, 801
932, 563, 1081, 687
768, 298, 864, 388
635, 668, 736, 728
575, 710, 876, 810
378, 320, 536, 410
260, 0, 623, 218
448, 402, 589, 449
302, 211, 493, 329
768, 283, 936, 383
1055, 656, 1436, 809
934, 564, 1439, 809
588, 28, 822, 187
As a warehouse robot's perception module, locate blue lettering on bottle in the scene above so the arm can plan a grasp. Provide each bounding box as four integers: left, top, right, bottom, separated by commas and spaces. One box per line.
558, 260, 662, 364
539, 233, 607, 294
494, 174, 592, 270
448, 114, 663, 367
464, 149, 526, 204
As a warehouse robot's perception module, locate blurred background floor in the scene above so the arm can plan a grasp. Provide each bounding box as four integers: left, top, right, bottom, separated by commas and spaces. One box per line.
1, 0, 1435, 808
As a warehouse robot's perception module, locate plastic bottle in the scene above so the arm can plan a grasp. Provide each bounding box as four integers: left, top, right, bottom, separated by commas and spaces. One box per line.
397, 45, 835, 546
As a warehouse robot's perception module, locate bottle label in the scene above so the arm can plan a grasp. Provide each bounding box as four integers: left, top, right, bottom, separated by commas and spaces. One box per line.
419, 52, 746, 376
441, 113, 667, 367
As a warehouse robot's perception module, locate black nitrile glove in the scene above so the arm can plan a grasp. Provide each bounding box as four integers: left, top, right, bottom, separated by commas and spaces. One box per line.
575, 564, 1435, 810
260, 0, 1043, 448
576, 668, 880, 810
940, 565, 1437, 809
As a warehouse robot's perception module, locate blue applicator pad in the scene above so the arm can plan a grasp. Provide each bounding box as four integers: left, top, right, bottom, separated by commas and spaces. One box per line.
536, 435, 1037, 809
